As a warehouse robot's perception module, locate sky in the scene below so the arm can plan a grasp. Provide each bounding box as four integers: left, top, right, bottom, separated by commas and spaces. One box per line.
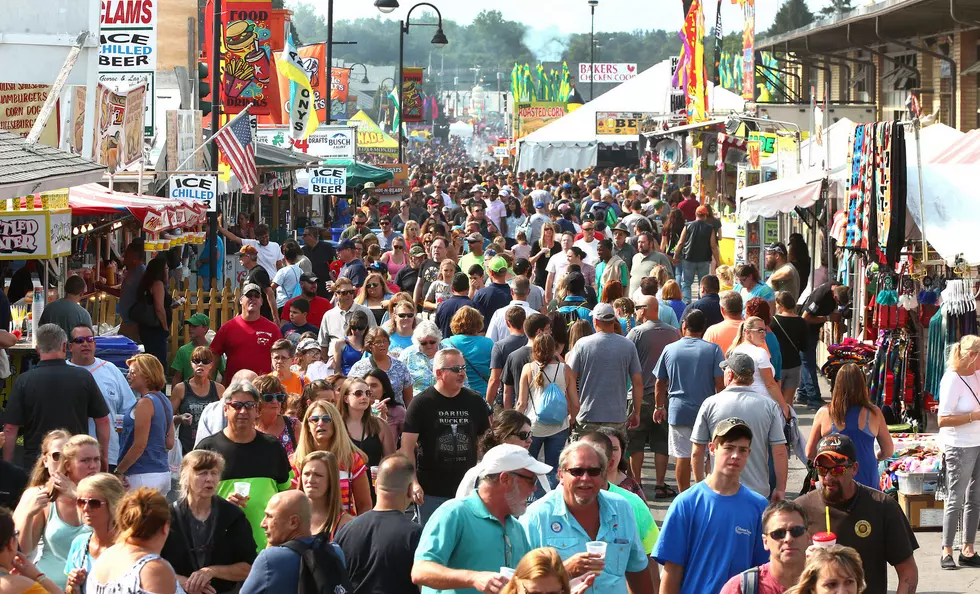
315, 0, 842, 37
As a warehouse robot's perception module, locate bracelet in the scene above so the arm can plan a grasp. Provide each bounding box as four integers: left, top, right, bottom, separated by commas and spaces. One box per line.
34, 573, 46, 583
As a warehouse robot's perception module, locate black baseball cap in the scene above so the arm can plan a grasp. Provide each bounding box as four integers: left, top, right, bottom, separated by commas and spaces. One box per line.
815, 434, 857, 465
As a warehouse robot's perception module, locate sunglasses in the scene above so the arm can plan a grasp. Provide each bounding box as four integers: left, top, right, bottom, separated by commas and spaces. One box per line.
336, 289, 356, 296
355, 221, 366, 226
419, 339, 439, 347
262, 393, 287, 403
511, 430, 532, 441
767, 525, 807, 540
349, 326, 366, 332
380, 222, 390, 226
439, 365, 467, 373
71, 336, 96, 344
582, 227, 594, 231
350, 389, 373, 398
309, 414, 333, 424
816, 463, 854, 476
191, 358, 213, 365
394, 245, 405, 249
76, 497, 106, 510
564, 466, 603, 477
49, 451, 62, 462
227, 401, 258, 411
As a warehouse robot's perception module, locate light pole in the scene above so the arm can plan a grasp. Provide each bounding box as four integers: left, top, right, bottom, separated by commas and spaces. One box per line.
588, 0, 598, 101
348, 62, 370, 84
375, 0, 448, 163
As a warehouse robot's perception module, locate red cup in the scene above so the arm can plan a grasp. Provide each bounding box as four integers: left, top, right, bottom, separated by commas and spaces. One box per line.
812, 532, 837, 548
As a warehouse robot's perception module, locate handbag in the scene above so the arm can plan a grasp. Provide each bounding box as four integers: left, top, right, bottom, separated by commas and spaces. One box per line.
129, 292, 161, 328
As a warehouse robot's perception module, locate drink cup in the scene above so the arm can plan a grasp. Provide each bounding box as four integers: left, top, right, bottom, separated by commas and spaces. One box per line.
812, 532, 837, 548
499, 567, 515, 579
370, 466, 379, 483
234, 481, 251, 498
585, 540, 606, 573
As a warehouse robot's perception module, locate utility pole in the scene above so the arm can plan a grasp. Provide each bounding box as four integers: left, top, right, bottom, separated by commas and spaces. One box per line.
208, 0, 221, 287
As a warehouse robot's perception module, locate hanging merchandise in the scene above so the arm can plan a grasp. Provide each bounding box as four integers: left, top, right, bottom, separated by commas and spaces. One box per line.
873, 274, 904, 332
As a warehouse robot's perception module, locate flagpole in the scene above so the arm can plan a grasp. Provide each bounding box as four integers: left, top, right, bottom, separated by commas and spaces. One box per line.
174, 105, 252, 173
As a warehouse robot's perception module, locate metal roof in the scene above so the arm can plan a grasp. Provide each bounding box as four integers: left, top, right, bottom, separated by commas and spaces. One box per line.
0, 130, 105, 200
757, 0, 980, 54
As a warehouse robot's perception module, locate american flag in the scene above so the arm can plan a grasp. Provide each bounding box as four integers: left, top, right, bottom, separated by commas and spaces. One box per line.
215, 114, 258, 192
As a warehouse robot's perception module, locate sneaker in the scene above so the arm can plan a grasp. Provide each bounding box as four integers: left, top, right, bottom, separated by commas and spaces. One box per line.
941, 555, 958, 570
959, 553, 980, 567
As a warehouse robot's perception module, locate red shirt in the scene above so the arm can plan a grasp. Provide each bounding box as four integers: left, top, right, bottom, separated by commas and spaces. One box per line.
210, 315, 282, 380
282, 296, 333, 327
573, 231, 606, 241
720, 563, 787, 594
678, 198, 700, 221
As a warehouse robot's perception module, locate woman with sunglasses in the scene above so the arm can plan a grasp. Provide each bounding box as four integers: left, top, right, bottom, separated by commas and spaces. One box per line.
380, 237, 408, 278
24, 430, 71, 493
339, 378, 395, 485
400, 320, 444, 396
0, 507, 62, 594
383, 298, 418, 359
251, 375, 300, 458
15, 434, 102, 590
783, 545, 866, 594
170, 346, 225, 456
403, 220, 421, 249
481, 410, 533, 452
333, 310, 370, 377
64, 473, 125, 594
349, 328, 414, 430
291, 402, 372, 515
117, 354, 175, 494
162, 450, 256, 594
728, 316, 790, 420
355, 272, 393, 326
298, 451, 353, 539
499, 547, 595, 594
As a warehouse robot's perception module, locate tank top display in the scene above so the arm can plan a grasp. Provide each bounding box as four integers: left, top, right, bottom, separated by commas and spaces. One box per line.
177, 381, 220, 453
526, 362, 570, 437
830, 406, 879, 489
34, 502, 91, 590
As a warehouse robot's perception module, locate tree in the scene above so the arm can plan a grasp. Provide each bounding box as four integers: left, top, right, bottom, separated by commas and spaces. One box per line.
767, 0, 815, 36
819, 0, 854, 18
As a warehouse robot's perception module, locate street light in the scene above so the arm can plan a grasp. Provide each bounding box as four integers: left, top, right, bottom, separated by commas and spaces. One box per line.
376, 1, 449, 162
348, 62, 370, 84
588, 0, 598, 102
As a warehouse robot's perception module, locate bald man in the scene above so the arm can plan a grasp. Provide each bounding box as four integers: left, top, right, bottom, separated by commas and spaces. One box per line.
241, 491, 350, 593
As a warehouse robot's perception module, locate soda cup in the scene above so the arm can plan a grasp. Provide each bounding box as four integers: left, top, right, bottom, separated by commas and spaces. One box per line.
812, 532, 837, 548
370, 466, 379, 483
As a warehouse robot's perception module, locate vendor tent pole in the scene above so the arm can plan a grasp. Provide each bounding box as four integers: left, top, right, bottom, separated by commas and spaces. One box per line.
913, 119, 927, 263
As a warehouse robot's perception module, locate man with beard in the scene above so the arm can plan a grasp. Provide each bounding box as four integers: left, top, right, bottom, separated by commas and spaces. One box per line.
521, 441, 653, 594
721, 500, 811, 594
281, 274, 332, 328
412, 444, 546, 593
796, 435, 918, 594
629, 232, 673, 295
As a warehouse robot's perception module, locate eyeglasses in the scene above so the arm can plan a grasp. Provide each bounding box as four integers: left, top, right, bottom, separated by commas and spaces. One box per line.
71, 336, 96, 344
309, 414, 333, 424
76, 497, 106, 510
439, 365, 467, 373
366, 283, 380, 289
816, 463, 854, 476
564, 466, 603, 477
227, 401, 258, 411
349, 325, 366, 332
191, 358, 213, 365
510, 471, 536, 485
380, 222, 390, 226
396, 313, 415, 319
767, 525, 807, 540
394, 245, 405, 249
336, 289, 356, 296
262, 393, 287, 403
511, 430, 532, 441
350, 389, 373, 398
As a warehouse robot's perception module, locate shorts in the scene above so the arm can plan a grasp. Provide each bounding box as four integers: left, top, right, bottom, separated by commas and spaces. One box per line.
626, 402, 668, 456
127, 471, 172, 495
572, 421, 628, 443
781, 366, 802, 393
668, 425, 694, 458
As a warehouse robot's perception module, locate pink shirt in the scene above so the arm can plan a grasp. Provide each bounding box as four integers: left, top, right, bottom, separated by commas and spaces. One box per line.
720, 563, 787, 594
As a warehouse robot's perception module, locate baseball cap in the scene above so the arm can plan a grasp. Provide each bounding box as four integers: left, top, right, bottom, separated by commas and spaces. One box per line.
534, 201, 546, 209
297, 338, 321, 353
299, 273, 318, 284
238, 244, 258, 257
695, 205, 709, 216
558, 202, 572, 214
184, 313, 210, 327
815, 434, 858, 465
454, 443, 553, 498
712, 417, 753, 441
720, 352, 756, 376
427, 198, 440, 207
465, 232, 484, 243
592, 302, 617, 322
242, 283, 262, 297
336, 238, 356, 251
408, 244, 426, 257
470, 185, 487, 193
499, 188, 511, 197
766, 241, 788, 256
487, 256, 508, 273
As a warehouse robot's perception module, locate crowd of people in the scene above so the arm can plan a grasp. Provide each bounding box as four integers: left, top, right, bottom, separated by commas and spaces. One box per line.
0, 161, 959, 594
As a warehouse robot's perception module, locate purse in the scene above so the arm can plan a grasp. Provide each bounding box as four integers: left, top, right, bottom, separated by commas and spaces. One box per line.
129, 292, 161, 328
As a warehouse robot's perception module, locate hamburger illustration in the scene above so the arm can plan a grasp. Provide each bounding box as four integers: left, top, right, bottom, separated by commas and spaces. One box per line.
225, 20, 256, 53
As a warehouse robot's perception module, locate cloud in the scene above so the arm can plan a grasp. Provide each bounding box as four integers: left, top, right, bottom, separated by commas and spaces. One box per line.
522, 25, 569, 63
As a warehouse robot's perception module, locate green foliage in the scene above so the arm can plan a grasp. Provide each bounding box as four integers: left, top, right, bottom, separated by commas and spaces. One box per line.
767, 0, 815, 36
819, 0, 854, 18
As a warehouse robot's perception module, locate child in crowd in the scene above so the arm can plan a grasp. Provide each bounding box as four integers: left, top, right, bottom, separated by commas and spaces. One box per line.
280, 299, 318, 338
270, 338, 305, 394
512, 231, 532, 261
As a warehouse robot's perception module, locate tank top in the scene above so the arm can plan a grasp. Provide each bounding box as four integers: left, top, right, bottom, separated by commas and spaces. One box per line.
350, 430, 384, 469
340, 341, 363, 375
35, 502, 91, 590
86, 553, 187, 594
121, 391, 173, 475
177, 381, 219, 454
385, 252, 406, 277
527, 362, 570, 438
681, 220, 714, 262
830, 406, 879, 489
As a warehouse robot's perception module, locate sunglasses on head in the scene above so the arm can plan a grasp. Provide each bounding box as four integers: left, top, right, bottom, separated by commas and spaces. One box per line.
816, 463, 853, 476
71, 336, 96, 344
309, 414, 332, 424
262, 393, 287, 403
76, 497, 106, 510
191, 358, 213, 365
564, 466, 603, 477
227, 400, 258, 411
767, 525, 807, 540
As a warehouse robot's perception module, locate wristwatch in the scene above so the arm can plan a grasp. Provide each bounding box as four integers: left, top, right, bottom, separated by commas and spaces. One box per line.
655, 405, 666, 411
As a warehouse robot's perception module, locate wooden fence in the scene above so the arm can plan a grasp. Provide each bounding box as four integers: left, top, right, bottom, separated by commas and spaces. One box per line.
86, 278, 243, 366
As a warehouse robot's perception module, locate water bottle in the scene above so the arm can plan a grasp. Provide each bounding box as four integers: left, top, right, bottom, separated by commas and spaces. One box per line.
31, 287, 44, 347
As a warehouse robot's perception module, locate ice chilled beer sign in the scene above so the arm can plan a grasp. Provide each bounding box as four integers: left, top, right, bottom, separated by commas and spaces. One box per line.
169, 175, 218, 211
308, 167, 346, 195
100, 0, 158, 135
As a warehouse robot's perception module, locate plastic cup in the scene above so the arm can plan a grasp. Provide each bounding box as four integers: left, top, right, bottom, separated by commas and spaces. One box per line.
233, 481, 251, 498
812, 532, 837, 548
586, 540, 606, 573
370, 466, 379, 483
499, 567, 515, 579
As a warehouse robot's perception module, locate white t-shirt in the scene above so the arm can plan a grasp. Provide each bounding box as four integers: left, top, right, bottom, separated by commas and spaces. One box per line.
242, 238, 282, 276
272, 264, 303, 308
732, 342, 774, 396
573, 238, 599, 267
546, 251, 569, 281
938, 370, 980, 448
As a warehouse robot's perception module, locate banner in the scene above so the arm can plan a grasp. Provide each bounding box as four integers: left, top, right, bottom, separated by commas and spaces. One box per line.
277, 43, 326, 123
371, 163, 409, 200
578, 63, 637, 84
713, 0, 723, 87
0, 83, 59, 147
747, 140, 760, 169
595, 112, 651, 136
348, 111, 398, 156
401, 67, 424, 123
513, 101, 567, 140
0, 210, 72, 260
99, 0, 157, 135
681, 0, 708, 123
89, 82, 146, 171
169, 175, 218, 211
308, 166, 346, 195
221, 2, 276, 115
257, 124, 356, 159
121, 84, 146, 166
166, 110, 205, 171
331, 67, 351, 104
742, 0, 755, 101
277, 34, 319, 140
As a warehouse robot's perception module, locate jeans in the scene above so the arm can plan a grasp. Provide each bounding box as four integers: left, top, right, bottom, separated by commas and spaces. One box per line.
943, 445, 980, 548
678, 260, 710, 303
529, 428, 570, 497
415, 495, 450, 527
797, 326, 822, 405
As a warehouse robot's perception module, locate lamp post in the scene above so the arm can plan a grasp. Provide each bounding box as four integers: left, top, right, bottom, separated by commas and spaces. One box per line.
588, 0, 598, 101
348, 62, 370, 84
375, 0, 448, 163
378, 77, 395, 128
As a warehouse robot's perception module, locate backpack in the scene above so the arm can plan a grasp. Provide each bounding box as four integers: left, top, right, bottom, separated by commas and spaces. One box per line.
557, 302, 585, 329
282, 534, 354, 594
531, 363, 568, 425
738, 566, 760, 594
288, 264, 303, 299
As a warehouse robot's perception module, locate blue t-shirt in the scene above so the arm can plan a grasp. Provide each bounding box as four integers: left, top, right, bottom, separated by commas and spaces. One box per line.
198, 235, 225, 280
654, 337, 725, 426
389, 331, 414, 359
765, 330, 783, 381
653, 481, 769, 594
441, 334, 494, 397
240, 537, 345, 594
473, 283, 513, 330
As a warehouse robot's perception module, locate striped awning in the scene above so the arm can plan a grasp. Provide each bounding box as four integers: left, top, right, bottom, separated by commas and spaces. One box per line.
68, 184, 205, 232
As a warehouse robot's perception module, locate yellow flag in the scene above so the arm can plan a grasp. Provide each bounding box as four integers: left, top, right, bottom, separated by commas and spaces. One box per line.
276, 34, 319, 140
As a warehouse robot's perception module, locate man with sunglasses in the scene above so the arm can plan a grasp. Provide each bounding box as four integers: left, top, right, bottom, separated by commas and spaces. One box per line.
721, 500, 811, 594
282, 274, 332, 329
317, 277, 376, 355
340, 212, 374, 241
300, 226, 336, 298
521, 441, 654, 594
796, 435, 919, 594
210, 284, 282, 381
377, 216, 402, 251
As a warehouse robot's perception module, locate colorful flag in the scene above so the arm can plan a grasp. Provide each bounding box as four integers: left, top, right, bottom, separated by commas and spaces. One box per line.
713, 0, 723, 87
215, 113, 258, 192
682, 0, 708, 122
276, 34, 319, 140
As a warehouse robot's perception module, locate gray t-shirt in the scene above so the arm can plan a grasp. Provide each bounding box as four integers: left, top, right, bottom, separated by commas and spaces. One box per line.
691, 386, 787, 497
625, 320, 680, 402
568, 332, 642, 424
769, 262, 801, 301
629, 251, 673, 295
39, 298, 93, 340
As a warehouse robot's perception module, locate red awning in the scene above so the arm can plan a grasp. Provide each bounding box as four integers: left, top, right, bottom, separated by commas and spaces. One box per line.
68, 184, 205, 232
927, 129, 980, 165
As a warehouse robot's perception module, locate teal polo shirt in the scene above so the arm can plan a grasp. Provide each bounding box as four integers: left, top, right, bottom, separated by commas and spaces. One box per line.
520, 488, 648, 594
415, 493, 531, 594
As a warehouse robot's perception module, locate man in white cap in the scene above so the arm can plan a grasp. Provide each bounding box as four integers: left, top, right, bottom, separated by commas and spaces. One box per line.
412, 444, 548, 593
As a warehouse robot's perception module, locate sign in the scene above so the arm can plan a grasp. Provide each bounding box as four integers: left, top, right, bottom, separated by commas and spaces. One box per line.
169, 174, 218, 211
278, 43, 326, 123
166, 110, 204, 170
742, 0, 755, 101
308, 166, 346, 195
746, 140, 760, 169
121, 84, 146, 166
371, 163, 408, 200
99, 0, 157, 135
402, 67, 424, 123
257, 124, 356, 159
595, 112, 651, 135
87, 82, 146, 171
513, 101, 567, 140
776, 135, 799, 179
493, 146, 508, 158
221, 2, 276, 115
748, 131, 776, 157
0, 83, 60, 147
0, 209, 72, 260
578, 63, 637, 84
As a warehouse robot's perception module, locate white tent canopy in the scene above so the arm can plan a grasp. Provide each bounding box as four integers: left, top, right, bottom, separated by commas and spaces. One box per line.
737, 169, 826, 223
517, 60, 745, 171
760, 117, 855, 177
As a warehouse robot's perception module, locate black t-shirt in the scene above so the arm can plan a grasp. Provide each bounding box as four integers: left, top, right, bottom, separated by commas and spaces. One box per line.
302, 241, 336, 298
246, 266, 275, 321
418, 259, 442, 301
195, 430, 291, 485
798, 484, 917, 594
335, 510, 422, 594
502, 345, 533, 389
530, 241, 562, 287
403, 386, 491, 497
3, 359, 110, 462
0, 460, 28, 509
771, 314, 809, 369
393, 264, 420, 294
490, 334, 528, 403
803, 282, 837, 320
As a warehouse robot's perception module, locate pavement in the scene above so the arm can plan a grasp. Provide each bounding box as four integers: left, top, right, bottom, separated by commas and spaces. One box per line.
636, 376, 979, 593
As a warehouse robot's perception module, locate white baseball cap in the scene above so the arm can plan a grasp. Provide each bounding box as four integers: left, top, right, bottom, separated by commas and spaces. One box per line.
454, 444, 553, 499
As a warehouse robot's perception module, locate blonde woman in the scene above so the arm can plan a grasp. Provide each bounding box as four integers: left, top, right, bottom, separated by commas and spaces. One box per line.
938, 334, 980, 569
382, 296, 417, 358
403, 220, 420, 248
355, 272, 393, 325
499, 547, 595, 594
298, 451, 353, 539
24, 430, 71, 491
15, 434, 102, 590
784, 545, 865, 594
651, 264, 671, 297
728, 316, 790, 419
715, 264, 734, 292
291, 401, 372, 515
339, 377, 396, 472
117, 353, 175, 493
64, 473, 126, 593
